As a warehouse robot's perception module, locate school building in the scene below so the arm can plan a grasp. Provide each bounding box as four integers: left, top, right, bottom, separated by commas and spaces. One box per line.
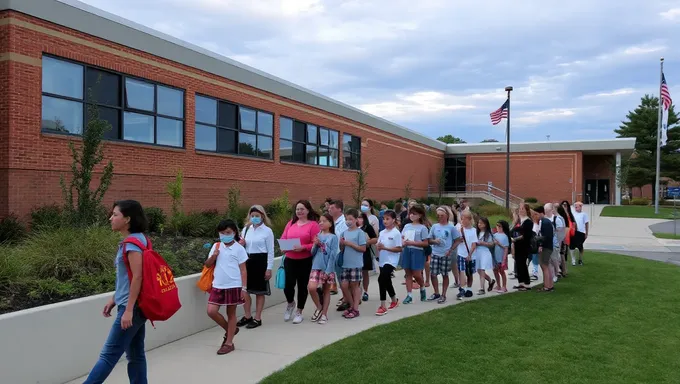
0, 0, 636, 219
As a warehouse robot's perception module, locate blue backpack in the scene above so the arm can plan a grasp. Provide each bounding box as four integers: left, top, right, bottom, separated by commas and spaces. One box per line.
275, 256, 286, 290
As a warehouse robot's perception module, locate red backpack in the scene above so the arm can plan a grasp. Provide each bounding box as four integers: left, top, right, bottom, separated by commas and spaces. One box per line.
123, 236, 182, 327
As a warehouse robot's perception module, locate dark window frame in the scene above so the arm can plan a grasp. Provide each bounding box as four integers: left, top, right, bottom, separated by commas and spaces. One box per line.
40, 54, 186, 148
444, 155, 467, 192
194, 93, 274, 160
279, 116, 339, 168
342, 133, 362, 170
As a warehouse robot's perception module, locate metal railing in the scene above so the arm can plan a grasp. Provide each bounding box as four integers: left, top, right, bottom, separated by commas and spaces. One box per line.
438, 184, 524, 208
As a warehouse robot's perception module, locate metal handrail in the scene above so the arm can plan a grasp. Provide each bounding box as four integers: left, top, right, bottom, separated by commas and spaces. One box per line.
441, 184, 523, 207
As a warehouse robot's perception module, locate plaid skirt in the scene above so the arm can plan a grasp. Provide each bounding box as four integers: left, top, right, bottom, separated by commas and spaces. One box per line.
208, 287, 244, 306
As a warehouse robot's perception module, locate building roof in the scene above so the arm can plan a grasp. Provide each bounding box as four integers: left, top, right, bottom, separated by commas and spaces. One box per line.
445, 138, 637, 155
0, 0, 447, 151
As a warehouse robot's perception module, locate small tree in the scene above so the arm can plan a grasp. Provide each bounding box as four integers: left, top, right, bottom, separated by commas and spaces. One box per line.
437, 164, 448, 204
60, 104, 114, 226
166, 169, 184, 219
351, 161, 370, 208
437, 135, 466, 144
404, 175, 414, 201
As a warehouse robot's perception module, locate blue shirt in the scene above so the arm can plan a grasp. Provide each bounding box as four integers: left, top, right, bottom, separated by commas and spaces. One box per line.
311, 233, 339, 274
493, 232, 509, 264
114, 233, 147, 306
429, 223, 460, 257
402, 223, 429, 250
341, 228, 366, 269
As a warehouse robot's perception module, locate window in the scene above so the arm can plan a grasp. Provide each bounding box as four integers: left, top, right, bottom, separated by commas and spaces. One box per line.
41, 55, 185, 148
343, 134, 361, 170
279, 117, 339, 167
194, 95, 273, 159
444, 156, 466, 192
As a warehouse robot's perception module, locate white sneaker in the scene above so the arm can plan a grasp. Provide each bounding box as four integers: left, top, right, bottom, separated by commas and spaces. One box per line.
284, 302, 295, 322
292, 311, 303, 324
572, 260, 576, 266
318, 315, 328, 325
553, 276, 558, 283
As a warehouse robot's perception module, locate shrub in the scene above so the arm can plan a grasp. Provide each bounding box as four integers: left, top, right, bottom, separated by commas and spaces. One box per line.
631, 197, 651, 206
144, 207, 166, 233
474, 203, 509, 218
270, 213, 290, 240
0, 214, 27, 245
524, 197, 538, 203
30, 205, 65, 232
170, 212, 216, 238
621, 198, 631, 206
267, 189, 293, 220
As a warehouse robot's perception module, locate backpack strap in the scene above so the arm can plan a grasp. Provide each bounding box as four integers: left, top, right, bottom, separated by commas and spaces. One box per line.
122, 236, 150, 277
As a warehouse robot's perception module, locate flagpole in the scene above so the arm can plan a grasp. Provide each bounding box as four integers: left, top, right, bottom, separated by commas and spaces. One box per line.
505, 86, 513, 210
655, 57, 664, 215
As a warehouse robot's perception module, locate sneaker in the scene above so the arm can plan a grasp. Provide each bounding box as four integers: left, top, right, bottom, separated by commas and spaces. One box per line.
236, 316, 252, 327
464, 290, 473, 298
245, 319, 262, 329
362, 292, 369, 301
336, 302, 350, 312
572, 260, 576, 266
578, 260, 584, 266
403, 295, 413, 304
376, 306, 388, 316
437, 296, 447, 304
420, 289, 427, 302
318, 315, 328, 324
292, 311, 303, 324
217, 342, 235, 355
311, 309, 321, 322
388, 299, 399, 310
553, 276, 558, 283
427, 293, 441, 301
284, 303, 295, 322
456, 293, 464, 301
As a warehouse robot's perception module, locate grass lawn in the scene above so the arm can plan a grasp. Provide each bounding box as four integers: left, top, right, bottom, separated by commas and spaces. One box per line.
601, 205, 677, 219
262, 252, 680, 384
654, 232, 680, 240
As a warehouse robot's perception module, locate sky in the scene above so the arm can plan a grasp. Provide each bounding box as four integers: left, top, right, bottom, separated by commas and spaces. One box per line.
76, 0, 680, 143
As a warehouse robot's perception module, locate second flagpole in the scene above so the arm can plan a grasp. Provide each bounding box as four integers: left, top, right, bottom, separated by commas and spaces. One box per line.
655, 57, 664, 215
505, 86, 513, 210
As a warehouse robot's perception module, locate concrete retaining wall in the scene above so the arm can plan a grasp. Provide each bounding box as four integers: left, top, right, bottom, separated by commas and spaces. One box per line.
0, 257, 287, 384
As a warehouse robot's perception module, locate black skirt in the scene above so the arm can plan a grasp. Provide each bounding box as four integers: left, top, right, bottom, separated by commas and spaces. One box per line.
246, 253, 271, 296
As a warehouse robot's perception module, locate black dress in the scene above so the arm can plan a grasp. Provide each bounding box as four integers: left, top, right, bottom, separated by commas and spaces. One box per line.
361, 224, 378, 271
514, 219, 534, 286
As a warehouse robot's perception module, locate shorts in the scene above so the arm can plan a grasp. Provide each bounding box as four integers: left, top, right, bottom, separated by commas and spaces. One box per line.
246, 253, 271, 296
400, 247, 426, 271
309, 269, 336, 285
550, 248, 562, 263
539, 248, 553, 266
208, 287, 244, 306
457, 256, 477, 275
569, 232, 586, 252
430, 255, 452, 276
340, 268, 362, 282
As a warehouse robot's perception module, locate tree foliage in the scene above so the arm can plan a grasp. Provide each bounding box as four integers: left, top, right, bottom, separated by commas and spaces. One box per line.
351, 161, 370, 208
481, 138, 499, 143
437, 135, 466, 144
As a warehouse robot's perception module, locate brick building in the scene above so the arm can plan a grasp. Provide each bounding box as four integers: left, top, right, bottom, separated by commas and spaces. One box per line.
0, 0, 635, 220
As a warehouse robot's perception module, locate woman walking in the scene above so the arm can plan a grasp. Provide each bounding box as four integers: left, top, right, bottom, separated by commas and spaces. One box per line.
511, 203, 534, 291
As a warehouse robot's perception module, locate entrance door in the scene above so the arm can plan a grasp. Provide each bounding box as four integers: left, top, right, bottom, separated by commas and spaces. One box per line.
584, 179, 597, 204
596, 179, 610, 204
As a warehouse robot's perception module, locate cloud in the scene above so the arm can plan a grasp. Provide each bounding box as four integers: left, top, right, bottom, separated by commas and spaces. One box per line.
579, 88, 637, 99
660, 8, 680, 21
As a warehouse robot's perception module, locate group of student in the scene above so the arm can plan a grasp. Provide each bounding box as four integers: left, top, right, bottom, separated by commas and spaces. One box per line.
85, 196, 591, 382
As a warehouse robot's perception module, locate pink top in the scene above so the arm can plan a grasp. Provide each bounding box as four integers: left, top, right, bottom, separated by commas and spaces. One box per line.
281, 220, 320, 260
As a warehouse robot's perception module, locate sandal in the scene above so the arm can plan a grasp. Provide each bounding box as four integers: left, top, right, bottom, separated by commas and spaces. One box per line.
488, 279, 496, 292
518, 286, 531, 291
477, 289, 486, 295
437, 296, 447, 304
311, 309, 321, 322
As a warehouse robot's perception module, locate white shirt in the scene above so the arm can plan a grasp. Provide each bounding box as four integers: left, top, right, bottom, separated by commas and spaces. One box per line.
242, 223, 275, 270
334, 215, 348, 252
378, 227, 402, 268
368, 214, 380, 235
457, 227, 478, 257
574, 211, 589, 233
208, 242, 248, 289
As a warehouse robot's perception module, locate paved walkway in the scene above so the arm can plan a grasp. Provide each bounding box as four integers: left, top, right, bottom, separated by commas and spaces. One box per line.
68, 258, 540, 383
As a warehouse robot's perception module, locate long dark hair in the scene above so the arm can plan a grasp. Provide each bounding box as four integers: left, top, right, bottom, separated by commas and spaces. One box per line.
321, 213, 336, 234
497, 219, 511, 240
362, 198, 377, 216
291, 199, 320, 224
556, 205, 570, 225
217, 219, 241, 242
359, 212, 370, 231
476, 216, 492, 242
113, 200, 148, 233
409, 204, 431, 228
561, 200, 576, 223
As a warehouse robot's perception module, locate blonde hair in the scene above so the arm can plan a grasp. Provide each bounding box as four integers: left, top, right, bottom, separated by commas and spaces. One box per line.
461, 210, 474, 227
244, 204, 271, 228
436, 206, 454, 224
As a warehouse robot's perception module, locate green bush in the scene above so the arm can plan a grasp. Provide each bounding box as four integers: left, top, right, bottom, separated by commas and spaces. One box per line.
267, 189, 293, 220
30, 205, 65, 232
144, 207, 166, 233
170, 212, 217, 238
0, 214, 27, 245
631, 197, 651, 206
524, 197, 538, 203
474, 203, 509, 218
270, 212, 290, 240
621, 198, 631, 206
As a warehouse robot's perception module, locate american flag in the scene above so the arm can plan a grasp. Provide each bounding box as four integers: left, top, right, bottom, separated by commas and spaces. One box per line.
661, 74, 672, 110
490, 99, 509, 125
660, 73, 672, 147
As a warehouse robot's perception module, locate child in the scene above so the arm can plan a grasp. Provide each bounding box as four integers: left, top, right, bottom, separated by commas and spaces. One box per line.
474, 217, 496, 295
493, 220, 511, 293
339, 209, 367, 319
449, 206, 462, 289
457, 210, 477, 300
428, 207, 462, 303
400, 204, 430, 304
205, 220, 248, 355
308, 213, 338, 325
358, 212, 378, 302
375, 210, 402, 315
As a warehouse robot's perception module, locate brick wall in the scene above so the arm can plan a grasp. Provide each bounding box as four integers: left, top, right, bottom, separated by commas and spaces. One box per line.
1, 15, 9, 218
1, 11, 443, 218
467, 151, 582, 203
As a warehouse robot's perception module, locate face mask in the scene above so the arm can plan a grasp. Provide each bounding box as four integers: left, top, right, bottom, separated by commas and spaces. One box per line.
250, 217, 262, 225
220, 234, 235, 243
360, 206, 369, 212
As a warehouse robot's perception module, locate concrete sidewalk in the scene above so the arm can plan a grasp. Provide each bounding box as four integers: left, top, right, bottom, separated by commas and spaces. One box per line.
68, 258, 540, 384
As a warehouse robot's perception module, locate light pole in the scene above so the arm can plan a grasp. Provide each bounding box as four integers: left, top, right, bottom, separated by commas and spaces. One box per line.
505, 86, 513, 210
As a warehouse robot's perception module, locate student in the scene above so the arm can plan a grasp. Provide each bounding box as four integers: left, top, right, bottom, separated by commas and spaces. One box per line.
428, 207, 462, 303
361, 199, 380, 235
357, 212, 378, 301
339, 209, 367, 319
493, 220, 511, 293
474, 217, 496, 295
205, 219, 248, 355
400, 204, 430, 303
236, 205, 275, 329
449, 206, 462, 289
378, 203, 388, 232
84, 200, 149, 383
308, 213, 338, 325
375, 210, 402, 316
456, 210, 477, 300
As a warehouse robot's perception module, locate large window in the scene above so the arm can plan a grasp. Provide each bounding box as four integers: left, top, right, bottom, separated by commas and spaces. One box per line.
444, 156, 466, 192
279, 117, 339, 167
342, 134, 361, 170
195, 95, 273, 159
41, 55, 185, 147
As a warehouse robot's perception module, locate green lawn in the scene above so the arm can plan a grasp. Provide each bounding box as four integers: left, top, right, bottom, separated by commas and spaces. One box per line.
601, 205, 677, 219
262, 252, 680, 384
654, 232, 680, 240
